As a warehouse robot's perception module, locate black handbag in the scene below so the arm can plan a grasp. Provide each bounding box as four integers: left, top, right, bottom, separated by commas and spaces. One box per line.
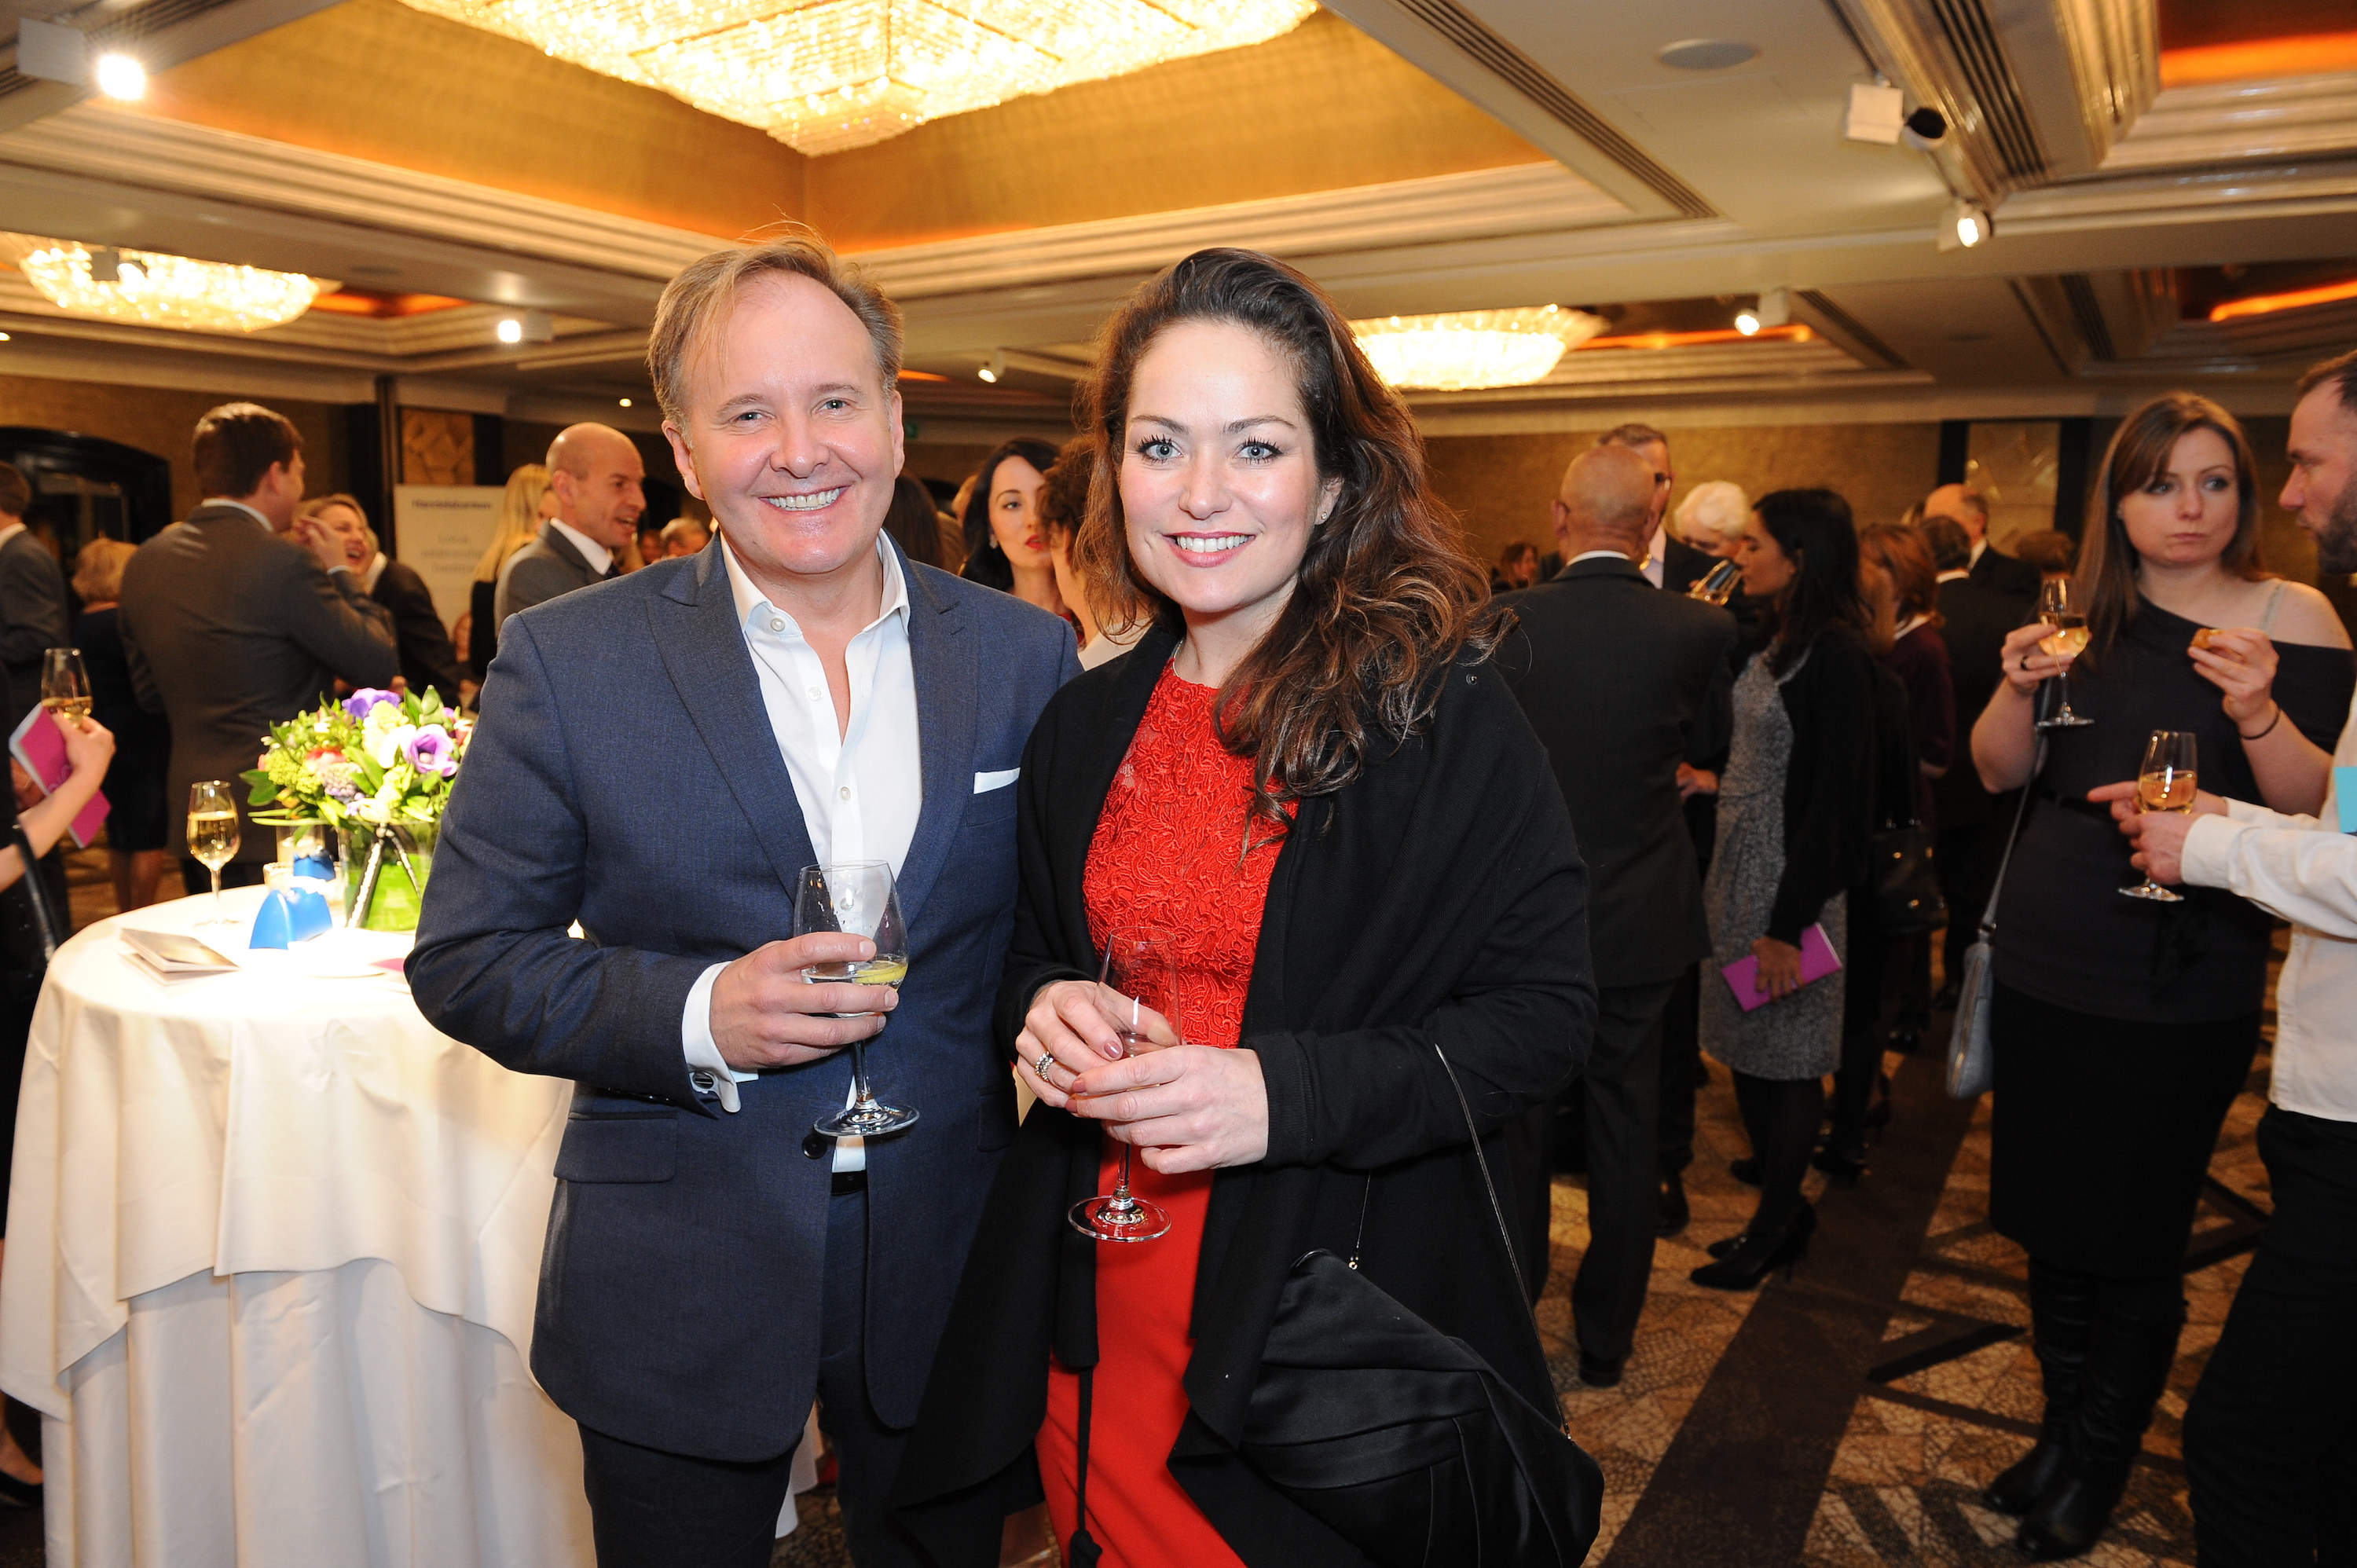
1871, 822, 1944, 934
1235, 1044, 1604, 1567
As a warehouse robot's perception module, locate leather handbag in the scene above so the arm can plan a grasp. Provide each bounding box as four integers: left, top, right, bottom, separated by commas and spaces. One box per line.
1236, 1044, 1604, 1567
1947, 740, 2043, 1100
1871, 822, 1945, 935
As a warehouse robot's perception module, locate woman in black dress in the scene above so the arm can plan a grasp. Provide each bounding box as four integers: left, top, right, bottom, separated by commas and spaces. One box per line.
70, 540, 170, 913
1970, 393, 2354, 1560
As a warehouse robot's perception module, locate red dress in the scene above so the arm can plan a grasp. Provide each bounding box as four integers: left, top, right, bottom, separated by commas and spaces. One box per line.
1037, 666, 1282, 1568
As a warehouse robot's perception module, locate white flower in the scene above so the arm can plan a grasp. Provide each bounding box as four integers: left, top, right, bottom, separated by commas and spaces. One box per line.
370, 723, 418, 769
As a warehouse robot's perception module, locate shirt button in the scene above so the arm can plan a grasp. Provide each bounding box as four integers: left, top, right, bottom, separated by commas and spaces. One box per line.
768, 617, 786, 632
838, 786, 852, 800
808, 687, 823, 701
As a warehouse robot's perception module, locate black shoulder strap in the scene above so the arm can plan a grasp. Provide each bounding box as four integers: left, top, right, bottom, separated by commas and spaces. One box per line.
1978, 735, 2046, 940
1433, 1042, 1529, 1309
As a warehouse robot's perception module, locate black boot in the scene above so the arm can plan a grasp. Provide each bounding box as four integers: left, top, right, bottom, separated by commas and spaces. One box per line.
1691, 1202, 1813, 1289
1984, 1259, 2095, 1515
2016, 1279, 2186, 1560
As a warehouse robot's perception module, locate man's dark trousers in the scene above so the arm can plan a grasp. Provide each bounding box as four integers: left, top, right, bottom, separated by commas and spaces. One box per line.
579, 1182, 927, 1568
1574, 980, 1677, 1364
2183, 1107, 2357, 1567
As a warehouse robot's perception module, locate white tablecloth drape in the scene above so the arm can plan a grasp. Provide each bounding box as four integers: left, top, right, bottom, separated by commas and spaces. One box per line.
0, 888, 593, 1566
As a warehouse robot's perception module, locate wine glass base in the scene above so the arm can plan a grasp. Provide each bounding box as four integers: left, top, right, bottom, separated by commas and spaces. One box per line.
814, 1104, 919, 1139
2038, 714, 2095, 730
2120, 882, 2185, 903
1070, 1193, 1171, 1242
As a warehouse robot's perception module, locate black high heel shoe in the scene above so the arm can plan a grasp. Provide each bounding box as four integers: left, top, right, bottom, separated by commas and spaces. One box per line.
1811, 1143, 1868, 1185
1691, 1203, 1814, 1290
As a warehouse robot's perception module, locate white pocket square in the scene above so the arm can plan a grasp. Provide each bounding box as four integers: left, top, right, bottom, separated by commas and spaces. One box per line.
973, 768, 1021, 794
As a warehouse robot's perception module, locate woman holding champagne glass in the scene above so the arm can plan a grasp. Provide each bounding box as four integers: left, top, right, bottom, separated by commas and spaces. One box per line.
897, 250, 1596, 1566
1967, 393, 2353, 1560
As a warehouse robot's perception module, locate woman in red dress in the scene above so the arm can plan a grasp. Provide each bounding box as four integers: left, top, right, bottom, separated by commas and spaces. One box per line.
896, 249, 1600, 1566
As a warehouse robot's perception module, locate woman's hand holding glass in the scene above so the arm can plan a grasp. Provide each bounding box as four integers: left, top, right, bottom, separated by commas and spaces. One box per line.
1996, 621, 2071, 698
2186, 627, 2278, 730
1066, 1040, 1270, 1176
1014, 976, 1174, 1111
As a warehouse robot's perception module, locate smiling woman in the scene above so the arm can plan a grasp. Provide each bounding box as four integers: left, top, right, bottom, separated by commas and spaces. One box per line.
956, 435, 1064, 616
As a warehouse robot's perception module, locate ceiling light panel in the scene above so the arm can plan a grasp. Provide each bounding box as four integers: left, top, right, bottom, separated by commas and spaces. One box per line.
1352, 306, 1606, 391
401, 0, 1316, 153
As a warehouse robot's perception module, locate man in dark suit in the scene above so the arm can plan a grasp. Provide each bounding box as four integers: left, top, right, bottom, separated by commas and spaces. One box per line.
1923, 515, 2030, 1002
490, 422, 645, 629
1594, 421, 1714, 593
1500, 442, 1737, 1387
409, 236, 1078, 1568
119, 404, 398, 896
0, 461, 70, 742
1925, 482, 2044, 600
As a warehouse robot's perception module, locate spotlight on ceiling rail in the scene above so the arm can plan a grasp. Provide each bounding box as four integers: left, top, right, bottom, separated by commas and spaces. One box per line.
1734, 288, 1790, 336
977, 350, 1006, 383
93, 51, 146, 100
1938, 200, 1992, 251
495, 310, 554, 346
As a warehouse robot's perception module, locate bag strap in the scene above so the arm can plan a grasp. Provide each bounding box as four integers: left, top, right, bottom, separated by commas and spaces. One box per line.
9, 824, 62, 965
1975, 735, 2046, 941
1432, 1042, 1529, 1309
1067, 1367, 1103, 1566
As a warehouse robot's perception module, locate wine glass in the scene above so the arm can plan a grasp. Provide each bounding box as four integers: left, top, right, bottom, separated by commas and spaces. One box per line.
797, 862, 918, 1140
2036, 577, 2094, 729
2122, 731, 2197, 903
1070, 927, 1184, 1243
40, 648, 91, 725
187, 780, 243, 927
1688, 559, 1743, 606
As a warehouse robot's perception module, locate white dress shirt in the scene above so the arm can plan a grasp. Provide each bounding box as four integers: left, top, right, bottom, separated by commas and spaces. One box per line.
680, 536, 921, 1169
1571, 548, 1640, 570
1642, 526, 1666, 588
2179, 690, 2357, 1123
548, 519, 614, 577
361, 551, 389, 595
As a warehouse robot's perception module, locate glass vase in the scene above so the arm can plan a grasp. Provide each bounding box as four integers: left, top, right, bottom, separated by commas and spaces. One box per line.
338, 817, 439, 932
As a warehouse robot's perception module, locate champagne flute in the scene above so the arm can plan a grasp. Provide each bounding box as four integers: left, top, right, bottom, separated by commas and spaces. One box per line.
798, 862, 918, 1139
2121, 731, 2196, 902
187, 780, 243, 927
2036, 577, 2094, 729
1070, 927, 1183, 1243
40, 648, 91, 724
1688, 558, 1743, 606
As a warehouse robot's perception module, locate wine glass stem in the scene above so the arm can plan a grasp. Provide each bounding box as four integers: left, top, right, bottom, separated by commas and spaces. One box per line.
1112, 1141, 1135, 1205
211, 866, 223, 925
848, 1038, 875, 1110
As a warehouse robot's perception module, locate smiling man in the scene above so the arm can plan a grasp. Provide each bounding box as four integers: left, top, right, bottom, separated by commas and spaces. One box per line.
409, 233, 1080, 1567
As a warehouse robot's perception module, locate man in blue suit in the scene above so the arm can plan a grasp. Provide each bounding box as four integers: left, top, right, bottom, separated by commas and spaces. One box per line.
409, 234, 1079, 1567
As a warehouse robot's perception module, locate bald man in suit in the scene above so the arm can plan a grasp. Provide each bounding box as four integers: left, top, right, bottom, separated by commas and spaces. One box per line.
493, 423, 647, 629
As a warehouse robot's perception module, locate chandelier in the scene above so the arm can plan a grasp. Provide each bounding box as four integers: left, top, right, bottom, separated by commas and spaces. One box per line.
10, 238, 331, 332
398, 0, 1316, 154
1352, 306, 1607, 391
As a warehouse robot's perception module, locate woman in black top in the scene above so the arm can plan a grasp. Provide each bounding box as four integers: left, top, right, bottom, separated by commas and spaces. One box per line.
69, 540, 171, 912
1692, 489, 1875, 1290
1970, 394, 2354, 1560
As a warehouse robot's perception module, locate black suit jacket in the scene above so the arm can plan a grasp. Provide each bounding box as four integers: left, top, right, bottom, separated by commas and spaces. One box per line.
1497, 557, 1736, 987
1932, 573, 2030, 830
0, 528, 70, 742
1969, 542, 2044, 602
493, 523, 608, 628
1661, 533, 1717, 596
119, 504, 397, 859
371, 559, 468, 705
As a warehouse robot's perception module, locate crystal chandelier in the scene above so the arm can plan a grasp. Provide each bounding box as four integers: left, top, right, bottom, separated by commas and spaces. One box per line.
401, 0, 1317, 154
12, 239, 331, 332
1352, 306, 1607, 392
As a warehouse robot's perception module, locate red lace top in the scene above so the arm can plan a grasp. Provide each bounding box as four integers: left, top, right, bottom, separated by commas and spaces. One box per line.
1037, 665, 1283, 1568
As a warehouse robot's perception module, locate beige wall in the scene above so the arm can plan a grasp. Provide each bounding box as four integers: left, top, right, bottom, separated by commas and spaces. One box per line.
1, 372, 344, 521
1424, 423, 1945, 571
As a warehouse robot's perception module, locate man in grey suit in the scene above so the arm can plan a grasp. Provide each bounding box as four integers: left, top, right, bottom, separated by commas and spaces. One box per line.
0, 462, 70, 742
490, 423, 645, 630
119, 404, 398, 896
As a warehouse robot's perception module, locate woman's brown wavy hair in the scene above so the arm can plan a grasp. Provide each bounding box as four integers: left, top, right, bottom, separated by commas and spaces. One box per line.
1071, 248, 1498, 837
2078, 392, 2267, 665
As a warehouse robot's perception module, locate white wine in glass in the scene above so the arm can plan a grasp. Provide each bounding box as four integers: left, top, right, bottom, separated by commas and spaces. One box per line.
797, 862, 918, 1139
1070, 928, 1183, 1244
40, 647, 91, 724
1688, 559, 1743, 607
188, 779, 244, 927
2122, 730, 2196, 903
2036, 577, 2094, 729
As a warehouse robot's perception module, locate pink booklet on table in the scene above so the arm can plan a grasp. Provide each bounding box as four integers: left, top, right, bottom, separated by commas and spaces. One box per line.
9, 706, 110, 849
1721, 922, 1842, 1013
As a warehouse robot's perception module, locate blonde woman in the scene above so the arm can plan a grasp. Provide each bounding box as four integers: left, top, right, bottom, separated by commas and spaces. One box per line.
468, 463, 554, 675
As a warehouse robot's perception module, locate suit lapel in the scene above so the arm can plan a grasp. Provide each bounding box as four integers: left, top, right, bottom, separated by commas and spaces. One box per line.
894, 552, 973, 931
649, 548, 816, 896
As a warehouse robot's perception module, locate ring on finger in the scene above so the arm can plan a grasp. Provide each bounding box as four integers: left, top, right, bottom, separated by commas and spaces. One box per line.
1034, 1050, 1056, 1079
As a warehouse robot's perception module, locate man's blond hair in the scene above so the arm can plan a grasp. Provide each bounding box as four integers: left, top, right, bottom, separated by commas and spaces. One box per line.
647, 230, 903, 436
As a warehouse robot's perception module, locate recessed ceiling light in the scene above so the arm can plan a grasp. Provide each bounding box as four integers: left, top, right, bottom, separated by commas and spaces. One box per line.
0, 332, 11, 343
1656, 38, 1758, 71
93, 52, 145, 100
496, 317, 523, 345
618, 397, 632, 407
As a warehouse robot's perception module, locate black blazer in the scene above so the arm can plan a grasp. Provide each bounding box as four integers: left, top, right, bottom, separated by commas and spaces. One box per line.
1762, 626, 1879, 945
0, 528, 69, 742
1497, 557, 1736, 987
896, 629, 1596, 1565
1932, 574, 2029, 831
1661, 533, 1717, 595
372, 559, 468, 705
1969, 542, 2044, 602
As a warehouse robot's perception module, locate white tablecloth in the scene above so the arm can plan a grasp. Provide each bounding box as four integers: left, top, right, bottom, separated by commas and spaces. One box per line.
0, 887, 593, 1566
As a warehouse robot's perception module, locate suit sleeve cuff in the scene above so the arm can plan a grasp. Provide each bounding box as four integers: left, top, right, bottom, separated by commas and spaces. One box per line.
682, 961, 755, 1112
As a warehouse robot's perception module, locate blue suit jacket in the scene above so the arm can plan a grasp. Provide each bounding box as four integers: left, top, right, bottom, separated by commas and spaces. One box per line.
409, 537, 1080, 1460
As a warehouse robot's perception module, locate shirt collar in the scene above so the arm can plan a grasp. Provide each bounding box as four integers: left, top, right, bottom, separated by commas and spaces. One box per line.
1648, 526, 1666, 568
1937, 568, 1970, 583
202, 498, 273, 532
547, 518, 614, 576
0, 522, 23, 551
721, 530, 908, 639
1967, 537, 1987, 566
1570, 548, 1640, 566
361, 552, 388, 594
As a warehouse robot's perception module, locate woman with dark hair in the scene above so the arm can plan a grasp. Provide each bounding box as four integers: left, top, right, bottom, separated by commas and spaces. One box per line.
897, 248, 1597, 1566
1968, 394, 2352, 1559
881, 473, 951, 571
958, 436, 1065, 616
1692, 488, 1876, 1291
1037, 435, 1142, 668
1491, 538, 1541, 592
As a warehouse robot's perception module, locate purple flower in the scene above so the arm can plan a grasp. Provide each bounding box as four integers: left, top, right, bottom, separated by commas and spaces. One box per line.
343, 688, 399, 723
404, 724, 456, 776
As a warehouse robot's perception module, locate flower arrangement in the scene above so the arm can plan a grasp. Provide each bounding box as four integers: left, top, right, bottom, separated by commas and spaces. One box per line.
244, 686, 469, 827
